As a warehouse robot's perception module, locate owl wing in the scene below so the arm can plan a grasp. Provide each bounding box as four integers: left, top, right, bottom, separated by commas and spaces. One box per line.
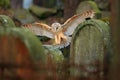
22, 22, 55, 39
61, 10, 95, 36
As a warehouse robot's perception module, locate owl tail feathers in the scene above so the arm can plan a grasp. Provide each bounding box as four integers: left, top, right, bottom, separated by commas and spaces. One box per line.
43, 37, 72, 49
54, 36, 72, 49
63, 36, 72, 47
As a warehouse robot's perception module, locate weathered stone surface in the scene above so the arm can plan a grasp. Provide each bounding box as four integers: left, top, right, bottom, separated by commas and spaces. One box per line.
0, 15, 16, 28
14, 9, 35, 24
70, 19, 111, 79
0, 27, 47, 79
76, 1, 101, 19
29, 5, 57, 19
44, 47, 64, 64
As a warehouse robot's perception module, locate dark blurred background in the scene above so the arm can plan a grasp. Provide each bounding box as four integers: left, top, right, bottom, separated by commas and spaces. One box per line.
0, 0, 120, 80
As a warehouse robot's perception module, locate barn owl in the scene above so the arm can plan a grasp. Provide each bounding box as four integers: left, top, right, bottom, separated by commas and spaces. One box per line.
22, 10, 95, 49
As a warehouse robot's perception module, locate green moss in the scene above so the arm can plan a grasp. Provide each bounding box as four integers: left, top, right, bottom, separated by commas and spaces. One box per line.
29, 5, 57, 19
14, 9, 35, 24
0, 15, 16, 28
76, 1, 101, 13
76, 1, 101, 18
70, 19, 111, 76
44, 47, 64, 64
0, 27, 47, 63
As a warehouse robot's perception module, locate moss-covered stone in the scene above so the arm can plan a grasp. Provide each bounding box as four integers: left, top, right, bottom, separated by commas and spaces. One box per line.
94, 0, 110, 10
0, 27, 48, 79
76, 1, 101, 19
70, 19, 111, 78
0, 15, 16, 28
14, 9, 35, 24
0, 27, 46, 63
44, 46, 64, 64
29, 5, 57, 19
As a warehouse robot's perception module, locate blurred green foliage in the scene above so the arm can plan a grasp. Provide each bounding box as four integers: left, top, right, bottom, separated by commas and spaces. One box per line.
0, 0, 10, 8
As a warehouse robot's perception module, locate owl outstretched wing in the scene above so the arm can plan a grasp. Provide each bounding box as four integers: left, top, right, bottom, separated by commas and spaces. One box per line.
61, 10, 95, 36
22, 10, 95, 49
22, 22, 55, 39
22, 22, 71, 49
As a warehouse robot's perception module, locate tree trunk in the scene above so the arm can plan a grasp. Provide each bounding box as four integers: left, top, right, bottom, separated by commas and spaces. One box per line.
10, 0, 23, 9
64, 0, 82, 20
109, 0, 120, 80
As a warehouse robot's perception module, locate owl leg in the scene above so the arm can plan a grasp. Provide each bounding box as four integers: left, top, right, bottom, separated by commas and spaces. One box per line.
54, 35, 58, 44
57, 34, 61, 44
55, 34, 66, 44
60, 33, 67, 42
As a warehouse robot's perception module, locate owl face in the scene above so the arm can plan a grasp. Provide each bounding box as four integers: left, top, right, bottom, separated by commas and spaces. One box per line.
51, 22, 62, 31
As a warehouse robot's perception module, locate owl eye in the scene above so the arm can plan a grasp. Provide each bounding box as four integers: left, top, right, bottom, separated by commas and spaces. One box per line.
49, 28, 52, 31
56, 27, 58, 29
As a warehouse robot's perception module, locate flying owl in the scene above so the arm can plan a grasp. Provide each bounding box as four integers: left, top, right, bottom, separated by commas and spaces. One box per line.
22, 10, 95, 49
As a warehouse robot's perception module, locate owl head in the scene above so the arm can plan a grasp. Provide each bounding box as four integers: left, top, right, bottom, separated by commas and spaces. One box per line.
51, 22, 62, 31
